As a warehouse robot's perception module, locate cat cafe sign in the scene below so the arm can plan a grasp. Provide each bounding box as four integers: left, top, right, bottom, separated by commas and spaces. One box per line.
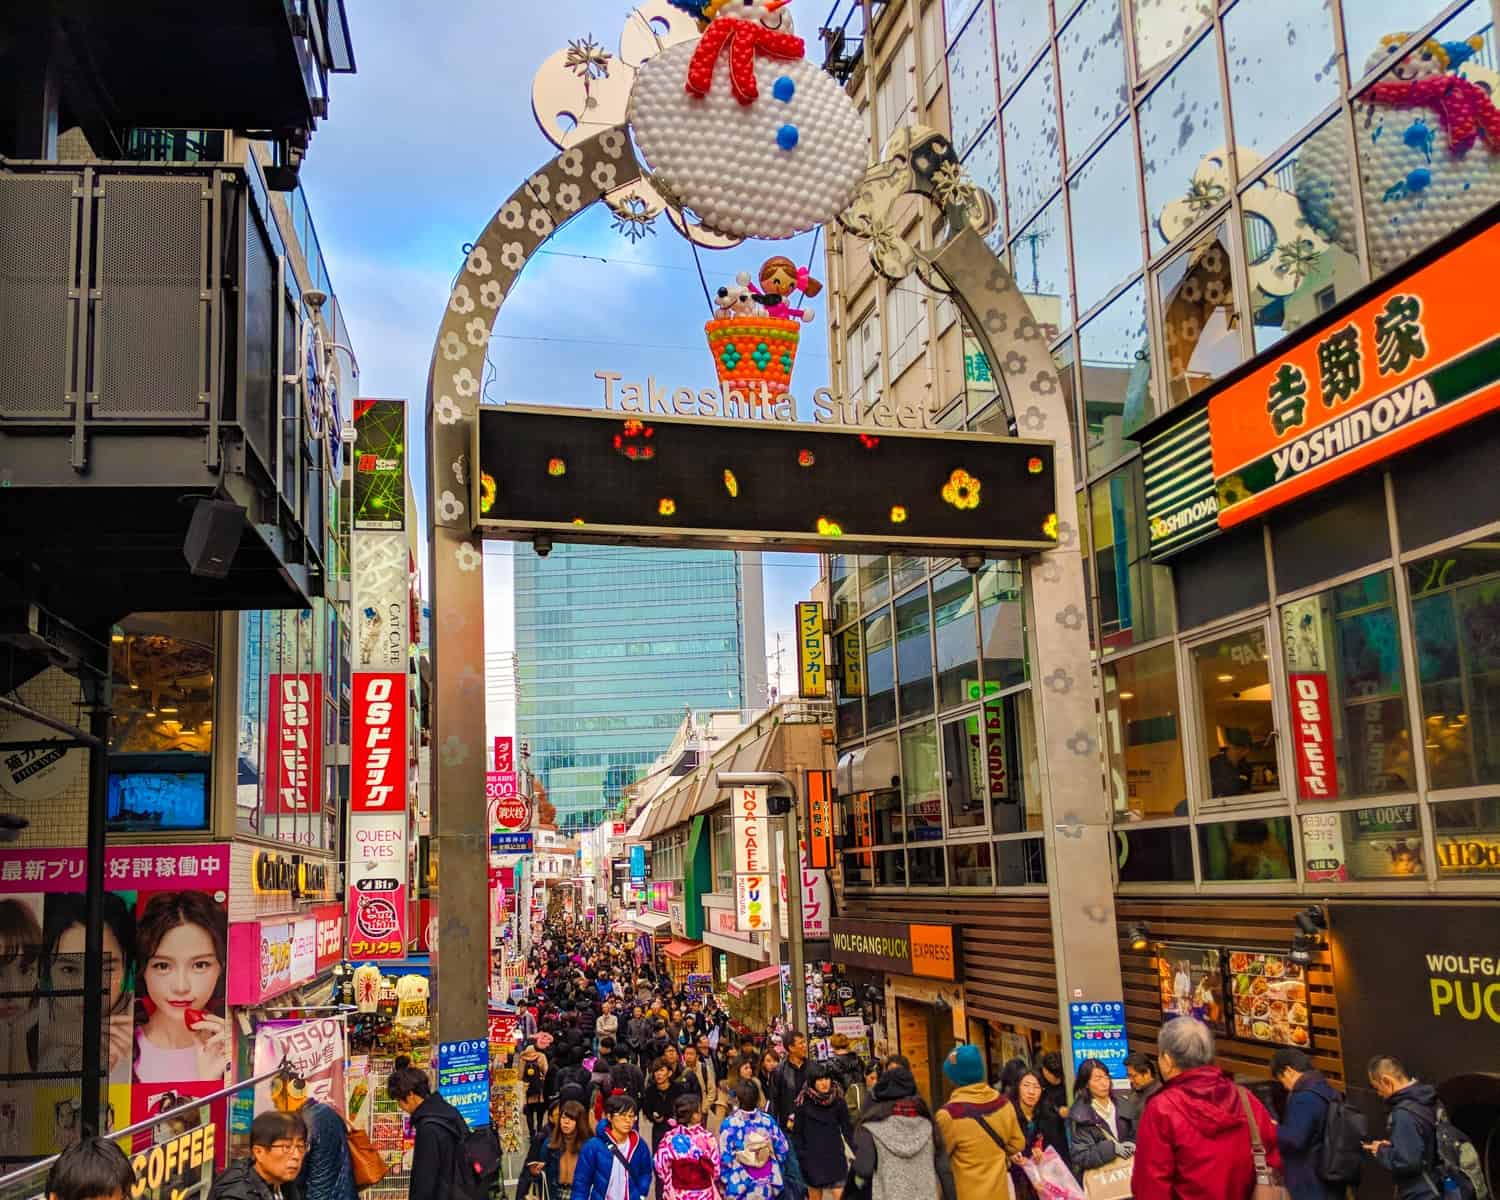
595, 371, 947, 431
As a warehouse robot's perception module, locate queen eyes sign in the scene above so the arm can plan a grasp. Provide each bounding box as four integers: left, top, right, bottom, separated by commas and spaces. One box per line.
472, 405, 1059, 557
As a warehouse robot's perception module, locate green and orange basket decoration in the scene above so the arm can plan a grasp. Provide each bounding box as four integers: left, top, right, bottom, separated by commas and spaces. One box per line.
705, 315, 802, 402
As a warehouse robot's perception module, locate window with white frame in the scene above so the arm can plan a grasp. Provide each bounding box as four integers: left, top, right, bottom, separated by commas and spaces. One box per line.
846, 308, 881, 404
918, 1, 945, 106
875, 40, 916, 154
885, 282, 929, 380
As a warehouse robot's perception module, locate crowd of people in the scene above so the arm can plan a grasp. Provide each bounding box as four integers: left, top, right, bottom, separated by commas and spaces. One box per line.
39, 919, 1489, 1200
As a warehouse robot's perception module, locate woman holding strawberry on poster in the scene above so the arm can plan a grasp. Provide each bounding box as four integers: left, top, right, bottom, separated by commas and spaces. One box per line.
133, 891, 230, 1083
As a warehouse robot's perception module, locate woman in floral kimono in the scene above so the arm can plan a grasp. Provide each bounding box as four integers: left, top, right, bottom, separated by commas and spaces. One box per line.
655, 1095, 720, 1200
720, 1080, 792, 1200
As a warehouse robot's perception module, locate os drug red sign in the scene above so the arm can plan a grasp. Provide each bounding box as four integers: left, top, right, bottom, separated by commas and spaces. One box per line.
1290, 673, 1339, 801
265, 674, 323, 814
352, 672, 407, 812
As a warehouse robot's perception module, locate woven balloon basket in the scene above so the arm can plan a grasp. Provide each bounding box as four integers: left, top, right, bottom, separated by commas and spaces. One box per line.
705, 317, 801, 402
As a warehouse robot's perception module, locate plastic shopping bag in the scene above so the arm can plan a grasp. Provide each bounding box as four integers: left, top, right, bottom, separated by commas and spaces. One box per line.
1020, 1147, 1089, 1200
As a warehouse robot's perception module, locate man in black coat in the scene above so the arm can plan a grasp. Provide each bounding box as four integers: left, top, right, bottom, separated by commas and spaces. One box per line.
209, 1112, 308, 1200
387, 1059, 470, 1200
770, 1031, 810, 1131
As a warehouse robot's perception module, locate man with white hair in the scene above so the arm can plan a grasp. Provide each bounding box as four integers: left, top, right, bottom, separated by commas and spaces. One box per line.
1131, 1018, 1281, 1200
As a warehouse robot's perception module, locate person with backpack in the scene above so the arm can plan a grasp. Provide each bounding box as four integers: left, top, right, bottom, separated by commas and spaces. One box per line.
522, 1044, 552, 1137
1364, 1054, 1487, 1200
1271, 1047, 1362, 1200
792, 1061, 854, 1200
933, 1044, 1023, 1200
386, 1057, 497, 1200
571, 1094, 655, 1200
849, 1065, 957, 1200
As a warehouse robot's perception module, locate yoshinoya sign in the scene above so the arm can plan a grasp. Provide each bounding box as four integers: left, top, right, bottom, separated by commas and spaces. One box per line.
1139, 212, 1500, 558
827, 917, 959, 980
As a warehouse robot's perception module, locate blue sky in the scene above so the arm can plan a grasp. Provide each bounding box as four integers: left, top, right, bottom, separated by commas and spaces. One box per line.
300, 0, 824, 701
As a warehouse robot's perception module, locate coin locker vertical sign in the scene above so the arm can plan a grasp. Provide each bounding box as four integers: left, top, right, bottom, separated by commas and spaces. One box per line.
349, 402, 411, 960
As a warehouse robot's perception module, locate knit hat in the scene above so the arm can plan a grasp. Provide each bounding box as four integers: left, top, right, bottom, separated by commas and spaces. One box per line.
943, 1043, 985, 1087
873, 1065, 918, 1101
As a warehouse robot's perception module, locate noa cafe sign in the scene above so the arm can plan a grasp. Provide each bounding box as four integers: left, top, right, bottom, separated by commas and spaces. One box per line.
595, 371, 950, 431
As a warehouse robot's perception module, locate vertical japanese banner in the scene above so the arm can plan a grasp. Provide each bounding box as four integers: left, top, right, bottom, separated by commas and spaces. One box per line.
352, 532, 410, 672
0, 845, 230, 1155
796, 602, 826, 699
264, 674, 324, 815
733, 785, 770, 932
841, 626, 863, 696
493, 736, 514, 772
804, 770, 834, 869
1289, 673, 1339, 801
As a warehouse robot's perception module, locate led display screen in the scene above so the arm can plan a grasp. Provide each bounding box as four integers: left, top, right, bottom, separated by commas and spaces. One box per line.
473, 406, 1059, 556
107, 760, 210, 832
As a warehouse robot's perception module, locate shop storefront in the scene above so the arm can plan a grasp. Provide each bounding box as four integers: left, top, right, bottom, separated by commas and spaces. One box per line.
828, 916, 964, 1103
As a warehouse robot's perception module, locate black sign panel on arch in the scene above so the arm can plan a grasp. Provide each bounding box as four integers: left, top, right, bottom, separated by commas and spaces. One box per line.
472, 406, 1059, 557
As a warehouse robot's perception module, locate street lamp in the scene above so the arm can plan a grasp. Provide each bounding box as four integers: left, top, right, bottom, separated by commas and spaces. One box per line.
715, 770, 806, 1035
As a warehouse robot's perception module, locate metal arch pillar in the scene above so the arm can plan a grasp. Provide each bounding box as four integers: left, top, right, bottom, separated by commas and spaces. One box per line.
423, 124, 1122, 1061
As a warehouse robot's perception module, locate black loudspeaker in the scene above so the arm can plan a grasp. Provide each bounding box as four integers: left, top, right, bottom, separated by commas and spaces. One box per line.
183, 497, 246, 579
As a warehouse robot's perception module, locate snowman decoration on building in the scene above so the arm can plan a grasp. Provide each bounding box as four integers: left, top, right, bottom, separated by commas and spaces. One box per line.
628, 0, 868, 240
1297, 33, 1500, 275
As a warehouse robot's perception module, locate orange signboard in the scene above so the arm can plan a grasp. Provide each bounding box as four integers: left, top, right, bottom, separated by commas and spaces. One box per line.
1210, 217, 1500, 527
909, 923, 958, 980
805, 769, 834, 870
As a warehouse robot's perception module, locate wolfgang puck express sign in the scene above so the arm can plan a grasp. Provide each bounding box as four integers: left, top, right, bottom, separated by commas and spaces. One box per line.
828, 918, 958, 980
1210, 215, 1500, 527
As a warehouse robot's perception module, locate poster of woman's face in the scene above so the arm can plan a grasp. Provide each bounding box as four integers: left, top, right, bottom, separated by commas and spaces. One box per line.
133, 889, 229, 1086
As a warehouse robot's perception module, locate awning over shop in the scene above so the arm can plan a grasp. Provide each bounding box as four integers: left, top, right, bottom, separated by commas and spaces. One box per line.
838, 736, 900, 795
662, 939, 702, 959
610, 919, 638, 934
635, 911, 673, 932
727, 964, 781, 997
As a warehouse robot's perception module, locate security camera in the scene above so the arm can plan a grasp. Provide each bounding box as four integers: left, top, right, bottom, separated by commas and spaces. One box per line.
534, 535, 553, 557
302, 288, 328, 311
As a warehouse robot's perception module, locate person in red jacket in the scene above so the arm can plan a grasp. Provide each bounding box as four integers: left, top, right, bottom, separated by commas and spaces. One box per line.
1131, 1017, 1281, 1200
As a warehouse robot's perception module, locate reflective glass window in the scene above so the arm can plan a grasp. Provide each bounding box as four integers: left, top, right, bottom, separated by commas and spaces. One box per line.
1115, 824, 1195, 883
1089, 462, 1174, 652
1157, 221, 1244, 407
865, 607, 896, 731
1141, 29, 1227, 252
1351, 6, 1498, 278
947, 2, 998, 154
995, 837, 1047, 884
941, 710, 988, 833
908, 844, 947, 887
1010, 193, 1071, 340
860, 555, 890, 611
1197, 816, 1297, 881
1080, 278, 1151, 474
896, 586, 936, 719
945, 0, 982, 39
1104, 644, 1186, 820
949, 842, 994, 887
1223, 0, 1337, 161
831, 555, 858, 626
978, 561, 1027, 689
902, 720, 943, 844
1342, 0, 1468, 87
1299, 804, 1426, 882
962, 122, 1004, 243
1192, 626, 1280, 805
1054, 338, 1081, 479
933, 567, 980, 710
1001, 51, 1061, 230
1132, 0, 1213, 79
988, 690, 1042, 834
1409, 541, 1500, 791
875, 849, 908, 886
1242, 118, 1365, 355
1433, 797, 1500, 879
893, 556, 928, 594
996, 0, 1051, 89
1281, 571, 1412, 801
1069, 128, 1143, 317
1057, 0, 1127, 162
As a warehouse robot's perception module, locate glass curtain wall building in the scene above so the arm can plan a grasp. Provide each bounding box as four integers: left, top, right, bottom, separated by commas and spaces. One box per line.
515, 545, 762, 831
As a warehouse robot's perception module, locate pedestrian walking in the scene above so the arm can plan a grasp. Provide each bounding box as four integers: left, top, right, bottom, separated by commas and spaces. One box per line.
1271, 1047, 1359, 1200
1362, 1055, 1442, 1200
571, 1095, 655, 1200
791, 1062, 854, 1200
654, 1095, 721, 1200
522, 1043, 552, 1137
45, 1136, 135, 1200
933, 1044, 1022, 1200
1066, 1058, 1136, 1180
848, 1066, 956, 1200
522, 1100, 587, 1200
771, 1032, 811, 1131
386, 1056, 474, 1200
644, 1057, 688, 1153
1124, 1054, 1162, 1108
208, 1112, 308, 1200
721, 1081, 796, 1200
1130, 1017, 1280, 1200
683, 1044, 716, 1101
1035, 1055, 1067, 1117
292, 1092, 356, 1200
1006, 1068, 1070, 1200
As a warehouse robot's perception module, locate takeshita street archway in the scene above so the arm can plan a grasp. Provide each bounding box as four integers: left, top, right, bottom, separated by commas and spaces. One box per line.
425, 9, 1122, 1059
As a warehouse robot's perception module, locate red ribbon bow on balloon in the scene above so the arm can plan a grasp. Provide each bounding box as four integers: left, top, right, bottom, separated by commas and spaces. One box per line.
684, 17, 805, 106
1368, 73, 1500, 156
